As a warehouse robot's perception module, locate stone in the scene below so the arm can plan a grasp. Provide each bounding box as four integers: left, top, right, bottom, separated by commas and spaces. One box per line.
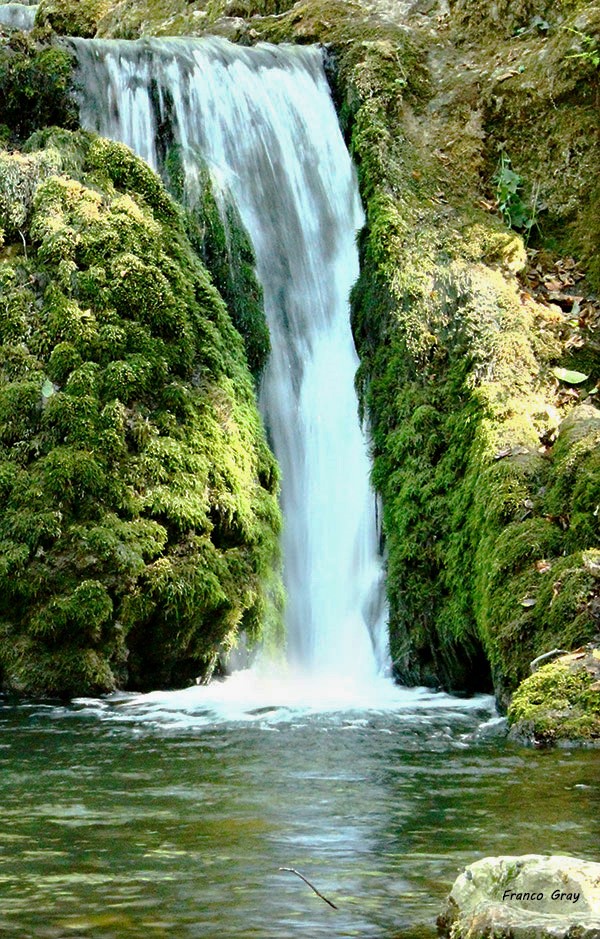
438, 854, 600, 939
508, 643, 600, 747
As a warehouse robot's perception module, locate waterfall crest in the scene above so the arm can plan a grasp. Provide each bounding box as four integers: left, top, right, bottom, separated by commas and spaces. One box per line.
71, 36, 389, 682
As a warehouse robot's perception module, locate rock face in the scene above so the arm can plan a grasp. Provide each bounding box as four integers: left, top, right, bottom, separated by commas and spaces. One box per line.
6, 0, 600, 706
438, 855, 600, 939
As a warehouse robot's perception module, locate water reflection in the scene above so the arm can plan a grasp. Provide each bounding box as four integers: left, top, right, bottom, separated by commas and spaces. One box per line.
0, 693, 598, 939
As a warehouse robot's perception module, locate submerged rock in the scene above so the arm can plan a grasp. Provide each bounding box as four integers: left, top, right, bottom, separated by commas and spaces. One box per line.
438, 854, 600, 939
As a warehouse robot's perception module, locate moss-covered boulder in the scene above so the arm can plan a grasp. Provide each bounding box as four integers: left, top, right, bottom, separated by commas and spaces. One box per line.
508, 644, 600, 745
34, 0, 113, 38
0, 146, 62, 240
0, 130, 282, 697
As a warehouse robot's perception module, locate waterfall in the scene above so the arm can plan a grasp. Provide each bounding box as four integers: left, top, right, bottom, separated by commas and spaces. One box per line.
0, 2, 37, 30
71, 37, 389, 683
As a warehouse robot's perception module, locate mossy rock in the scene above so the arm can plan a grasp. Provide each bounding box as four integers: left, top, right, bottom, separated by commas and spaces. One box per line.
450, 0, 586, 39
477, 3, 600, 287
508, 646, 600, 745
0, 32, 77, 145
35, 0, 113, 37
163, 153, 270, 379
0, 130, 282, 697
0, 147, 63, 239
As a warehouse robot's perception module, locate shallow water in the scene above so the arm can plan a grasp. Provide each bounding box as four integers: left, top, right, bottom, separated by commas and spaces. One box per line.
0, 684, 598, 939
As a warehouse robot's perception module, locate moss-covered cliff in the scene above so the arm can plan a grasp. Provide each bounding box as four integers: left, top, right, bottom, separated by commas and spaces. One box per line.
0, 26, 77, 145
0, 129, 282, 696
154, 0, 598, 706
4, 0, 600, 724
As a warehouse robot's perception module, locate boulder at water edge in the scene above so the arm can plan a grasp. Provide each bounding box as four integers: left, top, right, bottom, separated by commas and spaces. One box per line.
508, 645, 600, 747
438, 855, 600, 939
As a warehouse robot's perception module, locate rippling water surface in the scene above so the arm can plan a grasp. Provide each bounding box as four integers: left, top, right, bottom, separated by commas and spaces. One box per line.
1, 682, 598, 939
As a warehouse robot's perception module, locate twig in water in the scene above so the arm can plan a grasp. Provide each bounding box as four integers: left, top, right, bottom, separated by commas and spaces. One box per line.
278, 867, 339, 910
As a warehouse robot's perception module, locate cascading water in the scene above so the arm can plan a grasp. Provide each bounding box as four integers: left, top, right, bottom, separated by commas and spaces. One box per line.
0, 2, 37, 31
71, 37, 390, 693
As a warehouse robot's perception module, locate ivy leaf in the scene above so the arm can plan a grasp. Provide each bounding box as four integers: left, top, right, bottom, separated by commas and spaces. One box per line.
552, 367, 589, 384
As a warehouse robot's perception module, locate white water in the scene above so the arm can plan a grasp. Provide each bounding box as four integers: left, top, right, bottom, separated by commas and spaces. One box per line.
68, 679, 497, 729
71, 37, 391, 704
0, 2, 37, 29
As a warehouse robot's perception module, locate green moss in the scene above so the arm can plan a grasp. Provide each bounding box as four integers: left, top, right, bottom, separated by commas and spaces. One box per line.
35, 0, 113, 37
163, 154, 270, 378
451, 0, 590, 41
508, 658, 600, 744
0, 33, 77, 145
0, 639, 121, 697
477, 4, 600, 287
0, 130, 282, 697
86, 136, 180, 224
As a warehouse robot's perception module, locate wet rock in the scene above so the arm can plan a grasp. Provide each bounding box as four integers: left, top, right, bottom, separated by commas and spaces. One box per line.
438, 854, 600, 939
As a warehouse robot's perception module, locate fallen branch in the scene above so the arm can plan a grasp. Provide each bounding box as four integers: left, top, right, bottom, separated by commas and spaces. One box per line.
530, 648, 568, 673
278, 867, 339, 910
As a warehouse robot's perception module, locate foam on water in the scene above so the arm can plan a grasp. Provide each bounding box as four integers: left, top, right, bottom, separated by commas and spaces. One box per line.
67, 675, 496, 730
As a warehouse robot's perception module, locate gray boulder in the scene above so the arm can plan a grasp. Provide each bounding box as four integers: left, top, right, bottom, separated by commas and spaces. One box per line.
438, 854, 600, 939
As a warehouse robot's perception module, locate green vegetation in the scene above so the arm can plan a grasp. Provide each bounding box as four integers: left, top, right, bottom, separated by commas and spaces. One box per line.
451, 0, 589, 40
164, 154, 270, 379
0, 29, 77, 146
341, 32, 599, 698
564, 26, 600, 66
0, 130, 282, 696
7, 0, 600, 732
34, 0, 113, 38
493, 153, 537, 236
508, 656, 600, 743
35, 0, 298, 39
